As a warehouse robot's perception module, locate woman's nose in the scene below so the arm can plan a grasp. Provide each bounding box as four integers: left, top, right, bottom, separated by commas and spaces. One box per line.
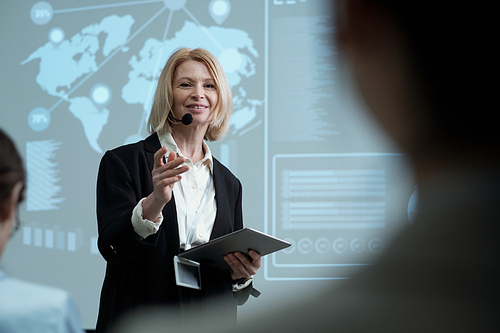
191, 85, 205, 99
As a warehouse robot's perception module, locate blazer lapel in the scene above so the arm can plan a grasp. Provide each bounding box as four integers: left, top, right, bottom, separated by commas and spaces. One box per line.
144, 133, 181, 254
210, 159, 232, 240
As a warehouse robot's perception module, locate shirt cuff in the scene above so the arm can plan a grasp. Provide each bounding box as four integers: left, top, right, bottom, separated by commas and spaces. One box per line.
131, 198, 163, 239
232, 276, 254, 292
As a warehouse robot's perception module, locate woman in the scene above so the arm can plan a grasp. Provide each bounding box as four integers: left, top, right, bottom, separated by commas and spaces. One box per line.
0, 129, 83, 333
96, 48, 261, 332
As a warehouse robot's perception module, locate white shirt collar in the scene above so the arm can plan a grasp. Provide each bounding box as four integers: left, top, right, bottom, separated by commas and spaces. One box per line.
158, 132, 213, 172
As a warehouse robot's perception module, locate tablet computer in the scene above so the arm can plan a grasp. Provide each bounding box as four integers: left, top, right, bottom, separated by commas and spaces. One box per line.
178, 228, 291, 270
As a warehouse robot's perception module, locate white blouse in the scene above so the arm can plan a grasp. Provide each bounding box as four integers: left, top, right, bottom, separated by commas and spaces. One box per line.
131, 132, 216, 250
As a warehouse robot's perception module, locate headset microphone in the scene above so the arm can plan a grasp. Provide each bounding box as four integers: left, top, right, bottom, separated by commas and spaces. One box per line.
170, 113, 193, 125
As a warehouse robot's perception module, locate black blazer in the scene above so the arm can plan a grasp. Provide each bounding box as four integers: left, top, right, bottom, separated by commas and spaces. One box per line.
95, 133, 250, 332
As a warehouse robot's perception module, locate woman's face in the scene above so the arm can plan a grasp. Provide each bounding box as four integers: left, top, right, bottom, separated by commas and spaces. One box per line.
171, 60, 218, 127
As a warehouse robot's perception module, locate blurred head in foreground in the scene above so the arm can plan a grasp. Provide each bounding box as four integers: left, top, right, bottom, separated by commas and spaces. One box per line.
0, 129, 25, 258
337, 0, 498, 179
211, 1, 500, 332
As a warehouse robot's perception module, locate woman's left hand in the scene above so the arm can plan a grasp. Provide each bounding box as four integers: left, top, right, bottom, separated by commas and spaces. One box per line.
224, 250, 262, 280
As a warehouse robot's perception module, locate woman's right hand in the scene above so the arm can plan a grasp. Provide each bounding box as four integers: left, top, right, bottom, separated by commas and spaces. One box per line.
142, 147, 189, 221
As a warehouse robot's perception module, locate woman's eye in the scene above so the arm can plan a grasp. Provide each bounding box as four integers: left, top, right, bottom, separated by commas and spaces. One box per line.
179, 83, 191, 88
205, 84, 215, 89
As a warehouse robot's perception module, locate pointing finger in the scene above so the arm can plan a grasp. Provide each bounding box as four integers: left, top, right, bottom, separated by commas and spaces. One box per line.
154, 146, 168, 167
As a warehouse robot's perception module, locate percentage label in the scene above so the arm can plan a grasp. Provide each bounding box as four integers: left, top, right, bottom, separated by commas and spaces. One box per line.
30, 1, 53, 25
273, 0, 307, 4
28, 107, 51, 132
31, 113, 49, 124
34, 9, 51, 18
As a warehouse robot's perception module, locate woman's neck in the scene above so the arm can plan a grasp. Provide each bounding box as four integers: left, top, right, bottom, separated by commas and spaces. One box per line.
171, 128, 205, 163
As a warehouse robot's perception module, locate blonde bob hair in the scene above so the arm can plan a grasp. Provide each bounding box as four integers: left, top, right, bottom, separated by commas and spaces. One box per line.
147, 48, 233, 141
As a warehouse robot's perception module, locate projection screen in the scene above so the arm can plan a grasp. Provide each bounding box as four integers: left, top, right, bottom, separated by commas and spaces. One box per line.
0, 0, 415, 328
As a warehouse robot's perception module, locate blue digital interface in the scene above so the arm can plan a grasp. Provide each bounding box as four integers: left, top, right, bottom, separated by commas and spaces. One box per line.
0, 0, 414, 327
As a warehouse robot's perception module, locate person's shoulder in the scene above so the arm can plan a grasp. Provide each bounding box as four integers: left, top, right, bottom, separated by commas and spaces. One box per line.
101, 134, 160, 167
109, 133, 159, 156
1, 275, 71, 305
0, 276, 83, 332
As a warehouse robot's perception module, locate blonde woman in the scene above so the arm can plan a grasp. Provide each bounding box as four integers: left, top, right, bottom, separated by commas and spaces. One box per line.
96, 48, 260, 332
